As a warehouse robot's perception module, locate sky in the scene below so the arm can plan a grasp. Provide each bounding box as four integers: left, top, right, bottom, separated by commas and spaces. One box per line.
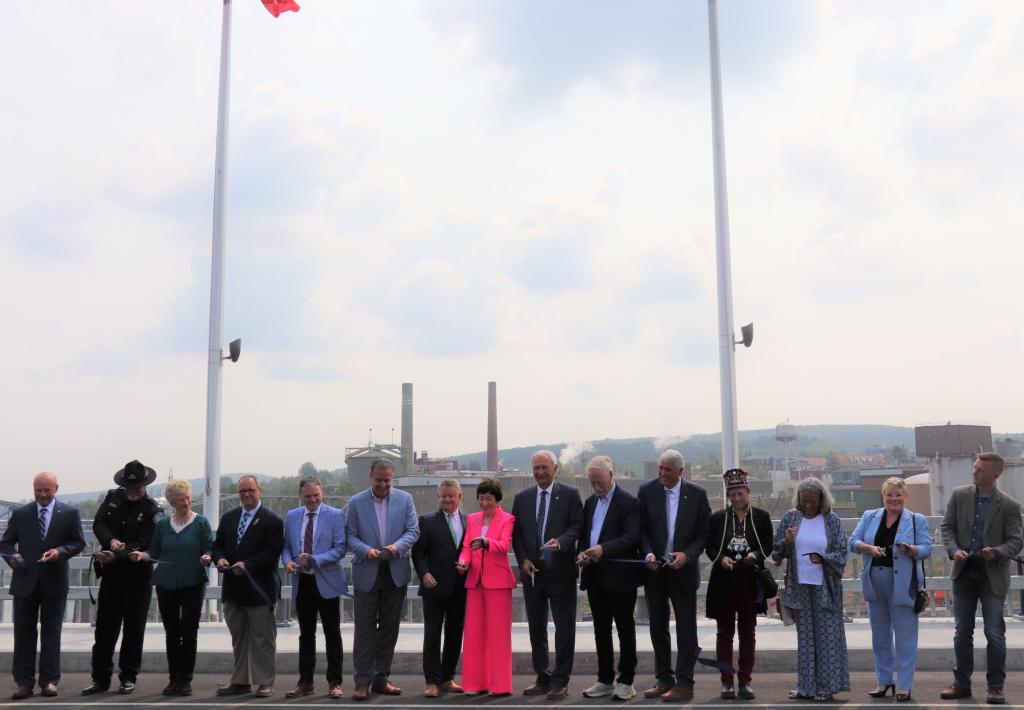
2, 1, 1022, 501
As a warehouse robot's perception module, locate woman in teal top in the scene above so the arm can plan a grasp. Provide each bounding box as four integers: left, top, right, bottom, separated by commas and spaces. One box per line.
130, 480, 212, 696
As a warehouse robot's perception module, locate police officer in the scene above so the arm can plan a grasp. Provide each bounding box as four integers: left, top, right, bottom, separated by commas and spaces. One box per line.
82, 460, 161, 696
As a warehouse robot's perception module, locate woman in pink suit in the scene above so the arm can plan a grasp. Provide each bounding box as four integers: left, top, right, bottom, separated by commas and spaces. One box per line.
456, 478, 517, 696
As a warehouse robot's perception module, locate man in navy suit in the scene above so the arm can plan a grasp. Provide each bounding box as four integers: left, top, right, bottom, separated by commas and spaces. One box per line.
345, 459, 420, 700
512, 450, 584, 699
576, 456, 642, 701
282, 475, 348, 699
1, 473, 86, 700
212, 475, 285, 698
412, 479, 468, 697
637, 449, 711, 703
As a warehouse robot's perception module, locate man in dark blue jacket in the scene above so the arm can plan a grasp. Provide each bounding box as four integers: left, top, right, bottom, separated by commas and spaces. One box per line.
1, 472, 86, 699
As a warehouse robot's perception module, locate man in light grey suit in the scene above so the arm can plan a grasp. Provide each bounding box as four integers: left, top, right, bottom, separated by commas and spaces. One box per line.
345, 459, 420, 700
282, 476, 348, 699
939, 452, 1022, 705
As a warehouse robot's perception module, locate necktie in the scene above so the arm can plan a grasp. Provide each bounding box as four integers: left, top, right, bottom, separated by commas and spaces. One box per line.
536, 490, 548, 546
664, 488, 673, 557
38, 508, 47, 540
447, 513, 458, 545
303, 511, 315, 554
237, 510, 251, 545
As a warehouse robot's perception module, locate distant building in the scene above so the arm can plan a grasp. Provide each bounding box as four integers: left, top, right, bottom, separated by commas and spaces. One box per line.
915, 423, 993, 514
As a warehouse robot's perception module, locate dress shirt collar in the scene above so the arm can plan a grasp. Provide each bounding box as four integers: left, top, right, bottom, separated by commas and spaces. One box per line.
599, 484, 617, 502
371, 490, 390, 504
664, 480, 681, 496
305, 504, 322, 516
536, 483, 554, 496
36, 500, 55, 515
241, 501, 261, 515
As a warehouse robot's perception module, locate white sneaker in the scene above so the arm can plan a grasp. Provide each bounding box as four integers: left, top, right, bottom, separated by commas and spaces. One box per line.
583, 682, 615, 698
612, 683, 637, 701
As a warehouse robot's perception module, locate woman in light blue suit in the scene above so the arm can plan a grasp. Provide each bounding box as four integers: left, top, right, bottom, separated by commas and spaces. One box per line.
849, 476, 932, 702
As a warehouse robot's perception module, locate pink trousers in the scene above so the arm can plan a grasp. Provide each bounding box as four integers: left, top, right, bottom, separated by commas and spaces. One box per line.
461, 587, 513, 694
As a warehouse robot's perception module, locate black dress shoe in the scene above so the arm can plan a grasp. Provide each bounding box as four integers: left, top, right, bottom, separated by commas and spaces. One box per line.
81, 682, 110, 696
522, 683, 551, 696
162, 682, 179, 696
11, 686, 33, 700
216, 684, 253, 696
177, 682, 193, 697
118, 681, 136, 695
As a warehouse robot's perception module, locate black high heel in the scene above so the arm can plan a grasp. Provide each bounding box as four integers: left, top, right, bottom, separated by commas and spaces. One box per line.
896, 690, 912, 702
867, 684, 895, 698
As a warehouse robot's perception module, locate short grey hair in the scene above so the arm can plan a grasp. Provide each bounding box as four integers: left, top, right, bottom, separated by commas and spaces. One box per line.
299, 475, 322, 491
437, 479, 461, 494
792, 477, 834, 515
531, 450, 558, 467
586, 455, 614, 476
658, 449, 686, 470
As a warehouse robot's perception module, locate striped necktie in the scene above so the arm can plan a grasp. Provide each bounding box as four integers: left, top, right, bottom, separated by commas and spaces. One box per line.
303, 511, 315, 554
237, 509, 251, 545
664, 488, 673, 557
38, 508, 47, 540
536, 490, 548, 547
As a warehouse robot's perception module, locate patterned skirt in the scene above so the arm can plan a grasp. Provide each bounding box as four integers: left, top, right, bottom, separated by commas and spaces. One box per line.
792, 583, 851, 696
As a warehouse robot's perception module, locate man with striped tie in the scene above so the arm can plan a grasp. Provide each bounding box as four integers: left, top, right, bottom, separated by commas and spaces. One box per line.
1, 473, 86, 699
212, 475, 285, 698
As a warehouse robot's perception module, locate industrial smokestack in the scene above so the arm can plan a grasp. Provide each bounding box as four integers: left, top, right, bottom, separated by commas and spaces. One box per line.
401, 383, 414, 476
487, 381, 499, 472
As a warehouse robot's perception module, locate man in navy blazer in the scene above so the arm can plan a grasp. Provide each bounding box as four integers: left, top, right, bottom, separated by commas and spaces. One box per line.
512, 450, 584, 699
282, 475, 348, 699
636, 450, 711, 702
345, 459, 420, 700
211, 475, 285, 698
412, 479, 469, 697
576, 456, 642, 701
1, 472, 86, 699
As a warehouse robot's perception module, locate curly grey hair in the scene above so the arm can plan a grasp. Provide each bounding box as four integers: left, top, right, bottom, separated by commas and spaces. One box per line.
792, 477, 833, 515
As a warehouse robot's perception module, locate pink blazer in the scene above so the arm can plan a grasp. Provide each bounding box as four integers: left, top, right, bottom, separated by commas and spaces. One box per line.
458, 507, 517, 589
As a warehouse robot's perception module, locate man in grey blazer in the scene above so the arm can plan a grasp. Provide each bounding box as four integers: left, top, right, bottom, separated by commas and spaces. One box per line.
1, 472, 86, 699
345, 459, 420, 700
282, 475, 348, 699
512, 450, 584, 699
939, 452, 1022, 705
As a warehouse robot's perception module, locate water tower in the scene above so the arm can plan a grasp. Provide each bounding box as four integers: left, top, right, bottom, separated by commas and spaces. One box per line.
775, 423, 798, 479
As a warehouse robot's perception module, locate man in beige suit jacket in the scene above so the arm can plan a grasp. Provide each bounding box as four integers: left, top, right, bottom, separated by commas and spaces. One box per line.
938, 452, 1022, 705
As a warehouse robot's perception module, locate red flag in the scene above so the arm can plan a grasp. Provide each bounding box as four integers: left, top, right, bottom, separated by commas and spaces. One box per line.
261, 0, 300, 17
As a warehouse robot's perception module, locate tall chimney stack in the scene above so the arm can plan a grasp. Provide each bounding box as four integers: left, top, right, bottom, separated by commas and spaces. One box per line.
487, 381, 499, 472
401, 383, 414, 476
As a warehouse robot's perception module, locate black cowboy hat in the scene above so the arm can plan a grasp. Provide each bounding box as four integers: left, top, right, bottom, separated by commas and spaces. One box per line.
114, 459, 157, 489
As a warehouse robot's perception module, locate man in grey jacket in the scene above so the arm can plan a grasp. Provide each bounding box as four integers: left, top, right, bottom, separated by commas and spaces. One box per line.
939, 452, 1022, 705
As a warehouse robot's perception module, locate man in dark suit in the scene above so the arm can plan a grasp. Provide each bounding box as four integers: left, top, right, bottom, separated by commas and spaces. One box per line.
412, 479, 468, 698
512, 450, 584, 699
576, 456, 641, 701
212, 475, 285, 698
1, 472, 86, 700
637, 449, 711, 702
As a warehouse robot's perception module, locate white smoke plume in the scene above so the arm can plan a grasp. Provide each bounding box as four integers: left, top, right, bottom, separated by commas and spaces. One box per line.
559, 441, 595, 466
652, 435, 687, 452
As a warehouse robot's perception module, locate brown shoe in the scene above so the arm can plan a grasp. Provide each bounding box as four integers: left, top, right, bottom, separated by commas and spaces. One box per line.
11, 686, 33, 700
40, 683, 59, 698
286, 683, 314, 698
440, 680, 464, 693
661, 686, 694, 702
940, 685, 972, 700
523, 682, 551, 696
988, 688, 1006, 705
352, 685, 370, 701
373, 681, 402, 696
328, 684, 343, 699
255, 685, 273, 698
424, 684, 439, 698
644, 681, 673, 699
547, 686, 569, 700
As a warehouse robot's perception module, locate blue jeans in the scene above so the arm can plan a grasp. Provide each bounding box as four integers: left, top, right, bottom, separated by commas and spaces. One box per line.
952, 563, 1005, 690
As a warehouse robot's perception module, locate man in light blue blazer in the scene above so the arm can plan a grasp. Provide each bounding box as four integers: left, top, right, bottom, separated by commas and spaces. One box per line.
282, 476, 348, 699
344, 459, 420, 700
849, 477, 932, 700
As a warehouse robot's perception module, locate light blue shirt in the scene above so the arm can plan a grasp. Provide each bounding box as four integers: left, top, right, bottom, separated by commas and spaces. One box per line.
536, 484, 554, 540
589, 484, 616, 548
36, 500, 55, 538
665, 480, 681, 545
445, 511, 463, 544
238, 501, 261, 539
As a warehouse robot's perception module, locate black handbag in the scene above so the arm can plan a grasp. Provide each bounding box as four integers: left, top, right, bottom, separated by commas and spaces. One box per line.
910, 515, 930, 615
758, 567, 779, 599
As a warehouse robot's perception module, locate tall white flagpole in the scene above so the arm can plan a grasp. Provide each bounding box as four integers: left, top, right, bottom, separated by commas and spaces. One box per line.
707, 0, 739, 470
203, 0, 233, 532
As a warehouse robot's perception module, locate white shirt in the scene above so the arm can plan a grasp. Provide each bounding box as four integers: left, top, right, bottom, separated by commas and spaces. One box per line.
536, 484, 554, 540
665, 480, 681, 546
36, 500, 55, 538
795, 514, 827, 586
300, 504, 322, 574
445, 511, 463, 544
589, 484, 616, 549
